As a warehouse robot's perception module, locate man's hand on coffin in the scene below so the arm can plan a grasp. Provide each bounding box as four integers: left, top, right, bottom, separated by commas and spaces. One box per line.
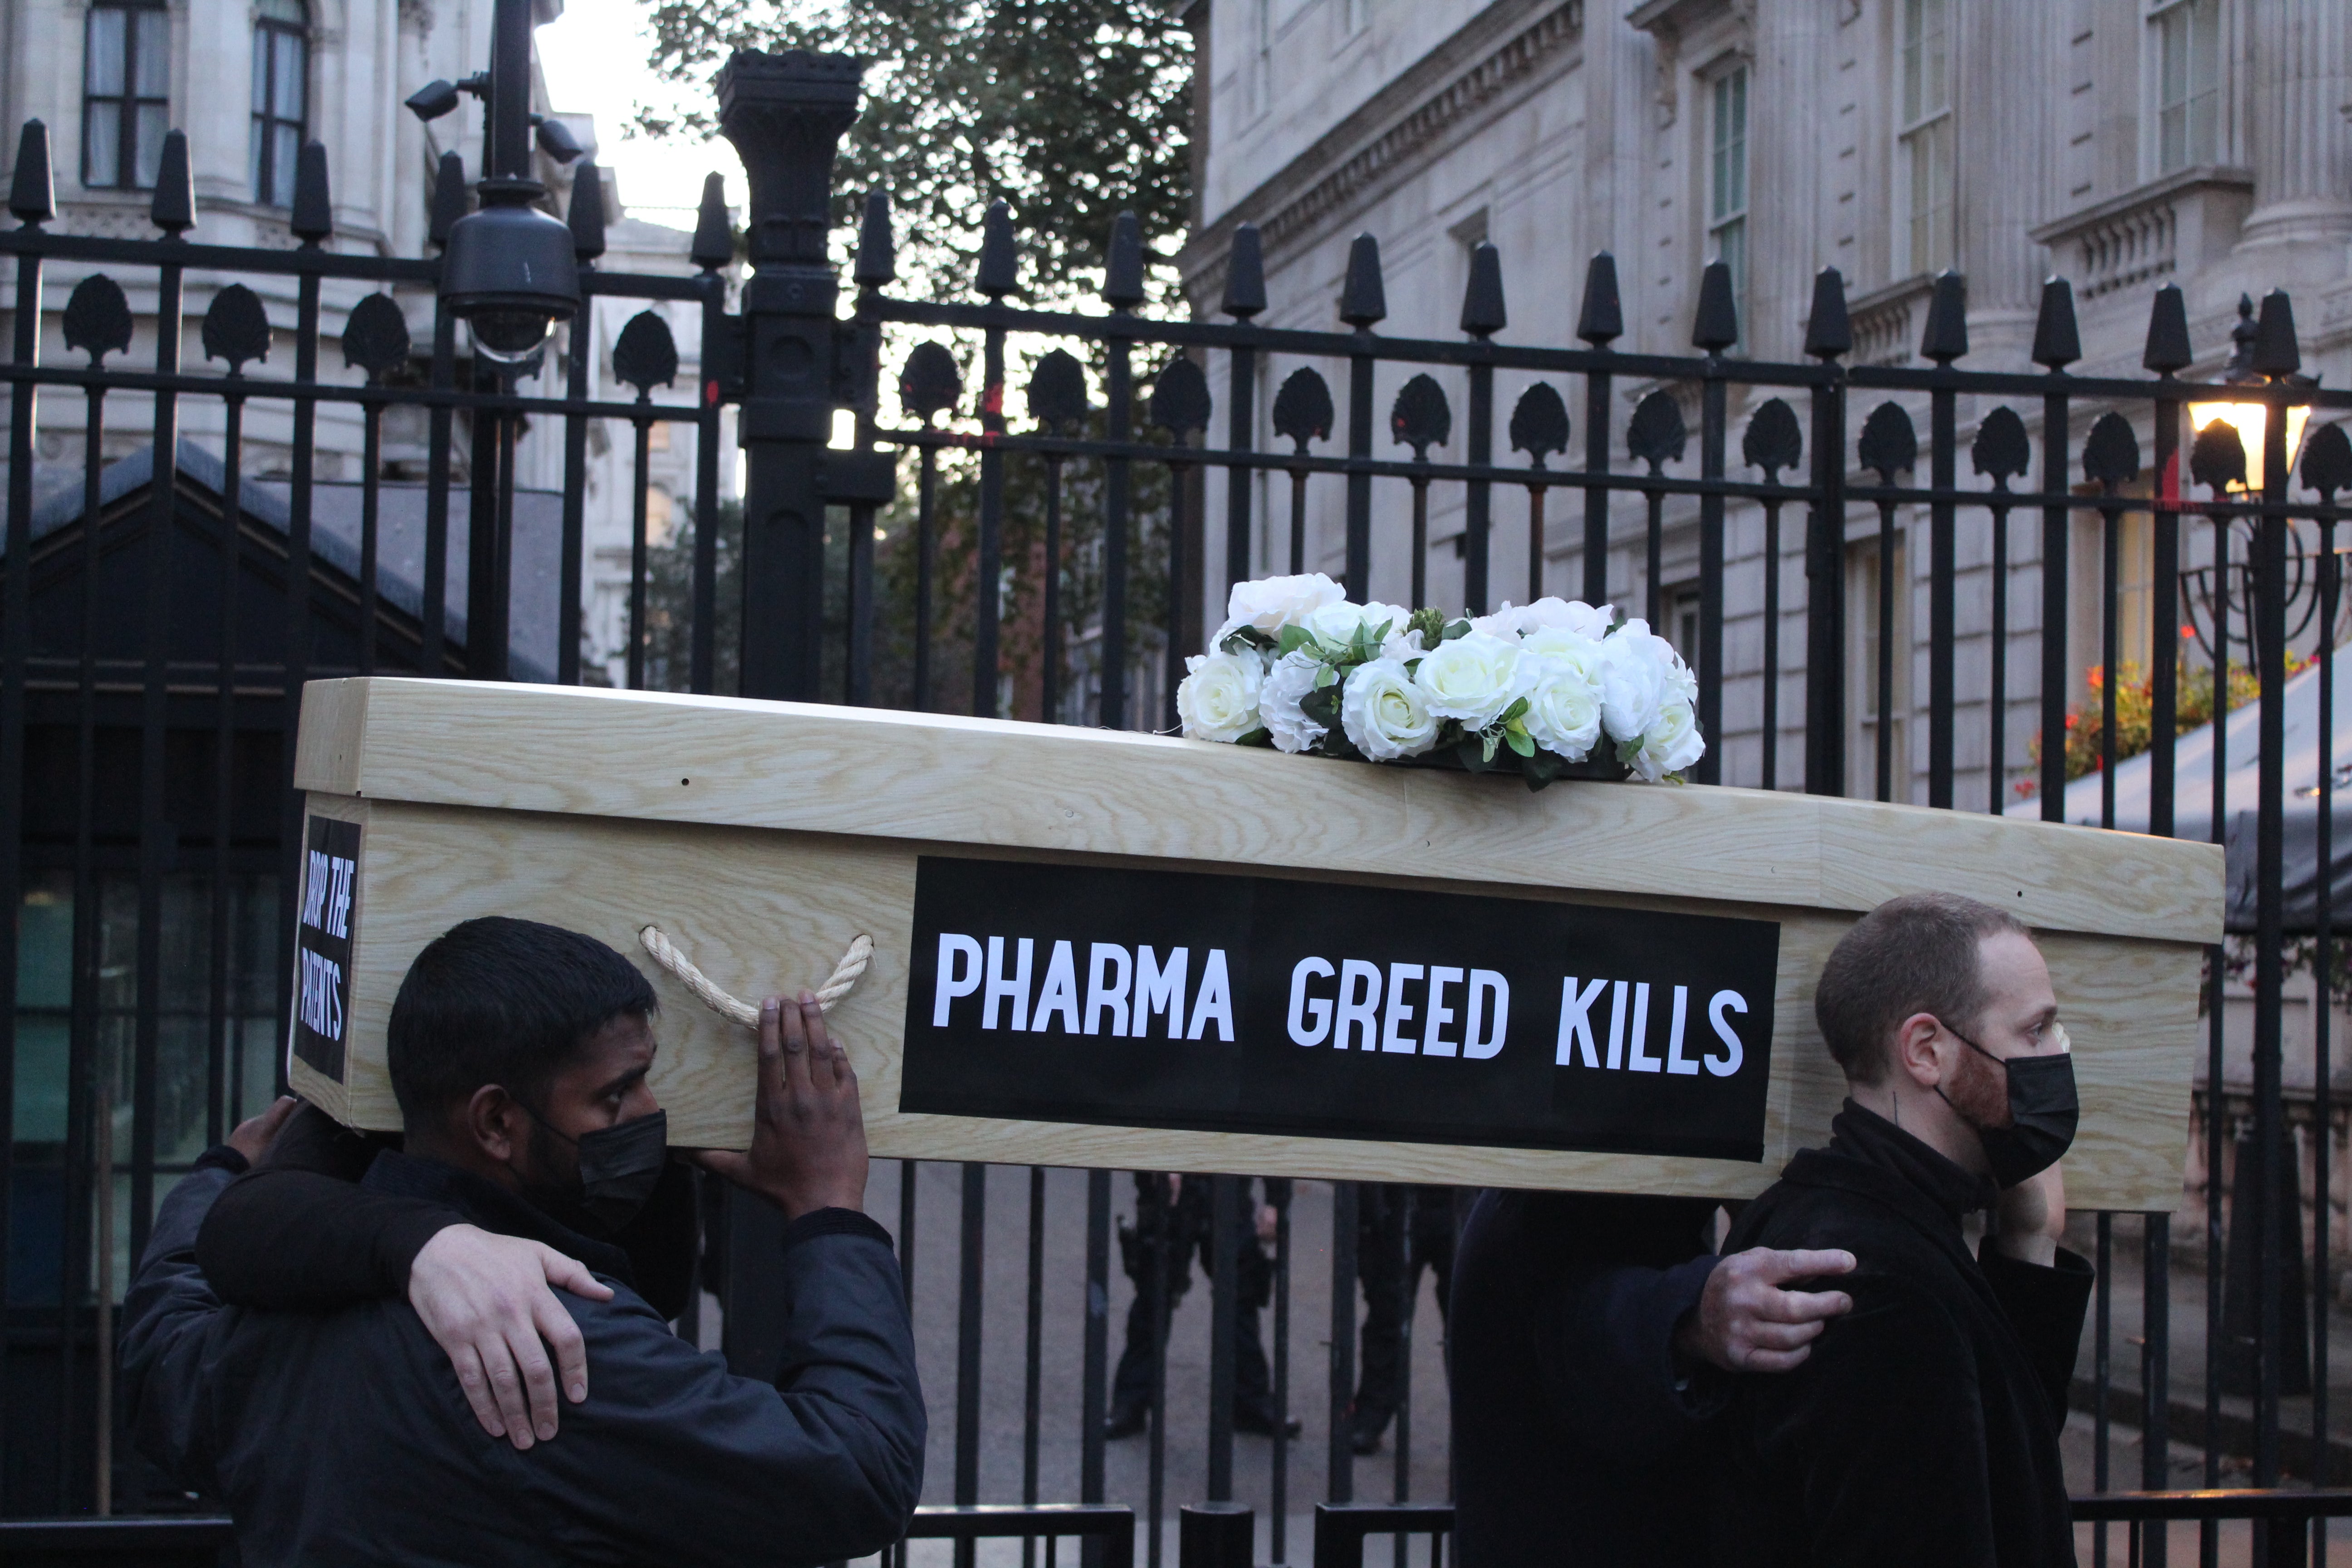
1989, 1161, 2067, 1268
1675, 1245, 1857, 1374
408, 1225, 615, 1450
692, 990, 870, 1219
225, 1095, 299, 1166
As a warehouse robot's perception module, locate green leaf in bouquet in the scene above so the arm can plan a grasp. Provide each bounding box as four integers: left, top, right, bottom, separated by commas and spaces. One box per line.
1312, 663, 1339, 690
1406, 607, 1446, 647
1617, 737, 1643, 764
1521, 750, 1566, 792
1480, 729, 1504, 764
1498, 695, 1530, 726
1504, 727, 1536, 758
1223, 626, 1276, 657
1300, 684, 1342, 726
1455, 737, 1492, 773
1275, 624, 1314, 658
1439, 619, 1471, 644
1236, 727, 1272, 747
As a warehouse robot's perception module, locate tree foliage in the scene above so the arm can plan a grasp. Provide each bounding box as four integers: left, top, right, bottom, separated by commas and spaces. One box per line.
634, 0, 1195, 304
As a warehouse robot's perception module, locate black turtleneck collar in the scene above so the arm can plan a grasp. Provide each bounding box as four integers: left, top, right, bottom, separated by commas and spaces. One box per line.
363, 1149, 636, 1287
1827, 1099, 1999, 1220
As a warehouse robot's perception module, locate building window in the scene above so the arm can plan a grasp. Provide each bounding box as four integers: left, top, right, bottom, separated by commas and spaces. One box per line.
2151, 0, 2220, 173
1897, 0, 1954, 276
251, 0, 309, 207
1708, 65, 1749, 352
1244, 0, 1273, 122
83, 0, 170, 191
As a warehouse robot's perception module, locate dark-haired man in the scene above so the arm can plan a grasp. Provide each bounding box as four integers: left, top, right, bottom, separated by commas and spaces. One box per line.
1709, 891, 2089, 1568
122, 916, 924, 1567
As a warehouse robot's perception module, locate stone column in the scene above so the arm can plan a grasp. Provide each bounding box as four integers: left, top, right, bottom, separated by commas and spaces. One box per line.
2240, 0, 2352, 249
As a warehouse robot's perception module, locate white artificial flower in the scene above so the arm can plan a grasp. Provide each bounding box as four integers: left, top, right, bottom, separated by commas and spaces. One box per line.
1211, 572, 1345, 647
1176, 651, 1267, 743
1257, 649, 1329, 754
1414, 628, 1529, 730
1340, 657, 1441, 760
1520, 652, 1604, 761
1596, 623, 1671, 743
1301, 598, 1413, 652
1629, 696, 1707, 783
1470, 597, 1616, 641
1519, 625, 1604, 671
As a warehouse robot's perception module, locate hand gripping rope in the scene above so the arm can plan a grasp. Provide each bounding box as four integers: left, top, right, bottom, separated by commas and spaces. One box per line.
637, 925, 874, 1028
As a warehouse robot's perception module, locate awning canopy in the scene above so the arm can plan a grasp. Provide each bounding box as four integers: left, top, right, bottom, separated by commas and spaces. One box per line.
2007, 647, 2352, 933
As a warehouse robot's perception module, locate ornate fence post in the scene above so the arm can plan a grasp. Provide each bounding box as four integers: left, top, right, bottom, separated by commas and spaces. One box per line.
718, 49, 865, 703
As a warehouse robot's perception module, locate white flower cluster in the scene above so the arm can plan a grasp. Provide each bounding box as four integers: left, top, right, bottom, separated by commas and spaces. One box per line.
1174, 573, 1707, 787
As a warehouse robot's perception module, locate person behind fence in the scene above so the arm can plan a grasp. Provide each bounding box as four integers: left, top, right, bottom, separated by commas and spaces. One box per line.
1105, 1172, 1298, 1440
119, 916, 926, 1567
1707, 892, 2088, 1568
1347, 1182, 1459, 1455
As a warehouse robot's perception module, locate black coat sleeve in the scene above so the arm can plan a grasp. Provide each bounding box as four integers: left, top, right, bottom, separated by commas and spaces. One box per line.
497, 1215, 926, 1567
1731, 1272, 1995, 1568
1979, 1244, 2094, 1431
1534, 1252, 1726, 1460
195, 1103, 456, 1308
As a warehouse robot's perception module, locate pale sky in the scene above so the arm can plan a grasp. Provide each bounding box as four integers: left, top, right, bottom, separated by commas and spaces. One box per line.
536, 0, 744, 230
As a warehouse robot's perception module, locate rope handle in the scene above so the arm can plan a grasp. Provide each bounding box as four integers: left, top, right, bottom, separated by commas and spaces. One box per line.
639, 925, 873, 1029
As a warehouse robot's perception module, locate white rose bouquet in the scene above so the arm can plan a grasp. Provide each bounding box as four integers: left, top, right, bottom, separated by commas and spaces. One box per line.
1172, 573, 1707, 789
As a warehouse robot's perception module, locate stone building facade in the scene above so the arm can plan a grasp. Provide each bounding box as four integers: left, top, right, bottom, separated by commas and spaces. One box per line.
1179, 0, 2351, 807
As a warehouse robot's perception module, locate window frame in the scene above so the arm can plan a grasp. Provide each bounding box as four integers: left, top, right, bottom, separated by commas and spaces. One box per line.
1894, 0, 1955, 278
81, 0, 172, 192
2147, 0, 2222, 176
250, 0, 310, 208
1705, 62, 1750, 353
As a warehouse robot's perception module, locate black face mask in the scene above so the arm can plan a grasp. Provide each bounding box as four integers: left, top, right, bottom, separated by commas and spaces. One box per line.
523, 1106, 670, 1232
1937, 1024, 2078, 1188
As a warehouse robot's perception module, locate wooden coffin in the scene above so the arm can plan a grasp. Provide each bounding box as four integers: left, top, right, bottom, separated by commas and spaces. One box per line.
287, 676, 2220, 1210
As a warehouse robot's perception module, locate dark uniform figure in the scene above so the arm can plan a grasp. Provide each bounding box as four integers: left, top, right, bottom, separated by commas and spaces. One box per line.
1106, 1172, 1296, 1438
1348, 1182, 1459, 1454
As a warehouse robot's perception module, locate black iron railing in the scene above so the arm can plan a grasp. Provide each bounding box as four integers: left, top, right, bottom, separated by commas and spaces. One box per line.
4, 38, 2352, 1568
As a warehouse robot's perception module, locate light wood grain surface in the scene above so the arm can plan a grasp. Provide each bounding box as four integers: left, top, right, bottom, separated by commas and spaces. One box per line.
296, 678, 2224, 945
304, 792, 2205, 1210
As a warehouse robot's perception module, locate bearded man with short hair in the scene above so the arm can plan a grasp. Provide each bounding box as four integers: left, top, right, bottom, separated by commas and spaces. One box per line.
1709, 891, 2090, 1568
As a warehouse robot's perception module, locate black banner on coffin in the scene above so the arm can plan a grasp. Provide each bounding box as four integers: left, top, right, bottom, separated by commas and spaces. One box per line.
900, 856, 1781, 1162
289, 816, 361, 1083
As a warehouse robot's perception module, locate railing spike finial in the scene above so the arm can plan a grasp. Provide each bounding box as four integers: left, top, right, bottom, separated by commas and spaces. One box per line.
691, 172, 733, 271
976, 198, 1018, 299
2030, 276, 2081, 370
150, 128, 194, 235
2142, 282, 2193, 375
853, 189, 896, 287
10, 118, 56, 225
1692, 259, 1738, 353
290, 141, 333, 245
1460, 240, 1506, 338
568, 161, 607, 263
1104, 210, 1145, 309
1920, 269, 1968, 363
1222, 223, 1267, 318
1803, 266, 1851, 360
2252, 288, 2300, 377
1576, 251, 1622, 346
428, 151, 467, 249
1339, 233, 1386, 328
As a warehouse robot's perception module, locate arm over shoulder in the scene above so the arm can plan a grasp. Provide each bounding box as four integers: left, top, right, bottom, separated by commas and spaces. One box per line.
509, 1224, 925, 1568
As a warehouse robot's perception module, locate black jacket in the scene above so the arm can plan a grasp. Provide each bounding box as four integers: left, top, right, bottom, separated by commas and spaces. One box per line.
121, 1152, 926, 1568
1710, 1103, 2092, 1568
1448, 1188, 1725, 1567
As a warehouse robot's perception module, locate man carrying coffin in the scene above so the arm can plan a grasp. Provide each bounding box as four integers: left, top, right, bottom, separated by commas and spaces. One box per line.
1709, 892, 2089, 1568
120, 917, 925, 1567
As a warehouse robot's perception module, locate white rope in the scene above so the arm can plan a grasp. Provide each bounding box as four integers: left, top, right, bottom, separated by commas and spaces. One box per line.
638, 925, 874, 1028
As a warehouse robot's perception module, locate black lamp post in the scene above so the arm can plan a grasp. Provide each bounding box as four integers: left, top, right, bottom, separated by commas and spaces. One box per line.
428, 0, 579, 363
